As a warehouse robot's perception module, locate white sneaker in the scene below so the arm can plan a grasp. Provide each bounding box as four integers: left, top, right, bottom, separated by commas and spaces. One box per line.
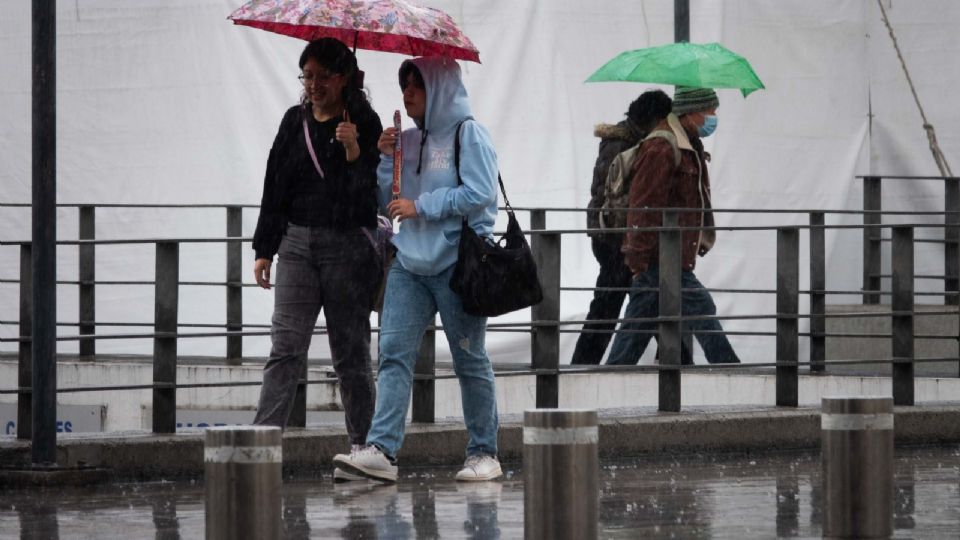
333, 445, 397, 483
333, 467, 367, 483
333, 445, 370, 483
455, 454, 502, 482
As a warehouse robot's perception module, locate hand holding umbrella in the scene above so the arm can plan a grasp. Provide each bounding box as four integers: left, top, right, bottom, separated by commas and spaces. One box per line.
336, 110, 360, 162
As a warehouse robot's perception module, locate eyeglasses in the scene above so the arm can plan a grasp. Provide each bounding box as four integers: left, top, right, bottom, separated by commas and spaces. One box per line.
298, 72, 341, 86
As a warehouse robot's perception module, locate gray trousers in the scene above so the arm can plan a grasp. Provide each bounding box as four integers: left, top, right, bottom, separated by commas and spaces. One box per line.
254, 224, 380, 444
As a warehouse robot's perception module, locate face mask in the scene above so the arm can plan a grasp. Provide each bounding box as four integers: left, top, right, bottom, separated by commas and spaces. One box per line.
698, 115, 718, 137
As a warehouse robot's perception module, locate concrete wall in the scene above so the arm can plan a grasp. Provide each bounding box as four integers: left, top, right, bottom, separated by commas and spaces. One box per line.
2, 360, 959, 432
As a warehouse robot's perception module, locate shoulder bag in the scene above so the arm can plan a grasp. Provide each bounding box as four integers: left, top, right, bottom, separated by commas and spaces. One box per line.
449, 121, 543, 317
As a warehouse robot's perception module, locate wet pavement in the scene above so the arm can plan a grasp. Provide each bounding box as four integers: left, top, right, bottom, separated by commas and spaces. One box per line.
1, 446, 958, 539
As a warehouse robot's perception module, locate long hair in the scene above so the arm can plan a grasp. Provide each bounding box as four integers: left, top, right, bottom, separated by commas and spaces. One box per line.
298, 38, 375, 126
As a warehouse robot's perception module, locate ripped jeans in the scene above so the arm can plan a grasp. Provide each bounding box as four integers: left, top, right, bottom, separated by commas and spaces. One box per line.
365, 261, 498, 459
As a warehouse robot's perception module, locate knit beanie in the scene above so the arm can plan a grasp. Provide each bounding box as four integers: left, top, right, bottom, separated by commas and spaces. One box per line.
672, 86, 719, 116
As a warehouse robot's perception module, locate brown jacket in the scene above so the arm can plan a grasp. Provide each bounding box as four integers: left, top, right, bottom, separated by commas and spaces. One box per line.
621, 113, 716, 275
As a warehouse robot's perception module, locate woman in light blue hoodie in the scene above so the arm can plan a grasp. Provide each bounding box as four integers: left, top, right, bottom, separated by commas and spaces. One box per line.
334, 57, 501, 483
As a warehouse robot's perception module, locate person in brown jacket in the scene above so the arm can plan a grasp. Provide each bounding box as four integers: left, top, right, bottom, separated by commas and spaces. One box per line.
573, 89, 695, 365
606, 86, 739, 365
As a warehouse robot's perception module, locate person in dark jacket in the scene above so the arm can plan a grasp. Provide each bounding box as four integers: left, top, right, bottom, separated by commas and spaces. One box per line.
250, 38, 384, 482
606, 86, 739, 365
573, 89, 691, 365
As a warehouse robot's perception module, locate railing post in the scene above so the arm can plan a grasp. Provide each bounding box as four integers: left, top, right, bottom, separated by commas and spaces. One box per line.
18, 244, 33, 440
523, 409, 598, 540
79, 205, 95, 359
891, 226, 914, 406
153, 242, 179, 433
530, 209, 560, 408
412, 319, 436, 423
226, 206, 243, 365
862, 176, 882, 304
32, 0, 58, 468
944, 177, 959, 306
809, 212, 826, 372
822, 396, 894, 538
658, 211, 682, 412
777, 228, 800, 407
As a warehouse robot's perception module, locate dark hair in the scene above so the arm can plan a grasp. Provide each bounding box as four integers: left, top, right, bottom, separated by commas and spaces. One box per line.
298, 38, 374, 125
398, 60, 425, 91
626, 89, 673, 132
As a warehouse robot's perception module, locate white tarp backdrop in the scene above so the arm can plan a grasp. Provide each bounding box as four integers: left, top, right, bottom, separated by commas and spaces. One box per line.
1, 0, 957, 365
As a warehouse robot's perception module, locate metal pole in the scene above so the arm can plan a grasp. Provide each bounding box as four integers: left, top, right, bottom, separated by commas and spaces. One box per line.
18, 244, 33, 440
777, 228, 799, 407
226, 206, 243, 365
523, 409, 598, 540
944, 177, 959, 306
153, 242, 179, 433
674, 0, 690, 42
821, 396, 893, 538
205, 426, 282, 540
659, 211, 681, 412
891, 226, 914, 406
31, 0, 57, 467
531, 210, 560, 408
79, 206, 95, 359
809, 212, 826, 372
412, 321, 436, 423
862, 176, 882, 304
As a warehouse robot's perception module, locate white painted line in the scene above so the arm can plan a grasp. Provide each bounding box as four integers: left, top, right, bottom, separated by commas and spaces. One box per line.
523, 426, 598, 445
821, 413, 894, 431
204, 446, 283, 464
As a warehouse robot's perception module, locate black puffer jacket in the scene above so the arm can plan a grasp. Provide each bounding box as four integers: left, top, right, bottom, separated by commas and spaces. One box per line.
585, 118, 646, 244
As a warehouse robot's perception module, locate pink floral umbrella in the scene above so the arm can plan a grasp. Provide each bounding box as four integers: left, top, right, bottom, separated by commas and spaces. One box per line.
228, 0, 480, 63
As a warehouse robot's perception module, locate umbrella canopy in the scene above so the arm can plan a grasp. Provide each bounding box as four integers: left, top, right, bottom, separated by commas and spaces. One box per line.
586, 42, 764, 97
228, 0, 480, 63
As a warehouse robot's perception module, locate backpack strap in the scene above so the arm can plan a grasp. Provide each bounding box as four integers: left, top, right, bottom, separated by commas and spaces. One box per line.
643, 129, 682, 167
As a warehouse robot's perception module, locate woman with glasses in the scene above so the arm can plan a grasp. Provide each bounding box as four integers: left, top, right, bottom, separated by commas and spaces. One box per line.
251, 38, 383, 482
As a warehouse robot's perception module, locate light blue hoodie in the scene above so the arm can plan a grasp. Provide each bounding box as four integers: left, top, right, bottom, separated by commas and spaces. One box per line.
377, 57, 499, 276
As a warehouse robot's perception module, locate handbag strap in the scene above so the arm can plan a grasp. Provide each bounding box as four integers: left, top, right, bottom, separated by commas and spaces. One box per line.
454, 120, 511, 210
302, 111, 325, 180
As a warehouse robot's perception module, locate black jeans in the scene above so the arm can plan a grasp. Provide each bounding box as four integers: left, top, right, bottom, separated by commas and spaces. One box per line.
571, 238, 633, 364
254, 224, 380, 444
572, 237, 693, 365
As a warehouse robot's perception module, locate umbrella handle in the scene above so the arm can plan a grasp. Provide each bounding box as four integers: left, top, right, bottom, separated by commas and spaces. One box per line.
392, 110, 402, 201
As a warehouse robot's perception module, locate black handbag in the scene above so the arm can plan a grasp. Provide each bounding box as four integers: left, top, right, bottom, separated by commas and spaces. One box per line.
449, 121, 543, 317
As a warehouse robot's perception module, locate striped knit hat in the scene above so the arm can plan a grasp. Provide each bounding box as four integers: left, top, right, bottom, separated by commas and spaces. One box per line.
672, 86, 719, 116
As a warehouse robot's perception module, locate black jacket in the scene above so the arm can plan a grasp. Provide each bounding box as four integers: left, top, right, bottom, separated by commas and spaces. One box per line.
253, 104, 383, 260
586, 118, 645, 244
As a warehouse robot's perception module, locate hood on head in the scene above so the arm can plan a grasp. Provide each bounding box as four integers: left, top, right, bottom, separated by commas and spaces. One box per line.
402, 56, 473, 136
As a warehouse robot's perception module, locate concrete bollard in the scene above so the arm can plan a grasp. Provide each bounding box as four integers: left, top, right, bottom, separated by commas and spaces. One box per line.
822, 396, 893, 538
523, 409, 598, 540
205, 426, 282, 540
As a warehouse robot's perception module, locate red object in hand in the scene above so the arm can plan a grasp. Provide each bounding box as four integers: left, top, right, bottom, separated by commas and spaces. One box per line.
392, 110, 402, 201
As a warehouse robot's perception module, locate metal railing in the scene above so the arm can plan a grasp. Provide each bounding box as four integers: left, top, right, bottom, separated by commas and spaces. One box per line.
1, 181, 958, 439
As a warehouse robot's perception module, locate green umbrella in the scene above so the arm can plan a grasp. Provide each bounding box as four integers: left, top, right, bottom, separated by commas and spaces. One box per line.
586, 42, 765, 97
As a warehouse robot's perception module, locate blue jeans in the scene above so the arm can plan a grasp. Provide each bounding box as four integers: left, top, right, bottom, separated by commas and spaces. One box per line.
366, 262, 498, 459
607, 265, 740, 365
